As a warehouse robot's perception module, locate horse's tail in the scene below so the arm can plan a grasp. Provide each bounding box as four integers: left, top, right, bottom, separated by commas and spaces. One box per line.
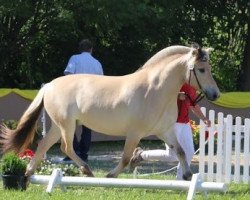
0, 84, 47, 154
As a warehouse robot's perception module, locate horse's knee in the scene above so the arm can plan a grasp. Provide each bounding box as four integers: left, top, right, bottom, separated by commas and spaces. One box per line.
176, 147, 185, 158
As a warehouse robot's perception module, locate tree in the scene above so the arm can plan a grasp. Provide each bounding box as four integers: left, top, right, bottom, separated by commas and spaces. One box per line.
0, 0, 77, 88
0, 0, 249, 91
175, 0, 249, 91
238, 19, 250, 91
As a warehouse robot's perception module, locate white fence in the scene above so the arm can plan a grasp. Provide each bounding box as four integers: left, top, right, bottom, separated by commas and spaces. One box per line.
199, 107, 250, 184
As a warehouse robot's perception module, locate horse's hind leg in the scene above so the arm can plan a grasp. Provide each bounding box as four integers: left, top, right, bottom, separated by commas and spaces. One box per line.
107, 136, 140, 178
160, 127, 192, 180
26, 122, 61, 176
59, 120, 94, 177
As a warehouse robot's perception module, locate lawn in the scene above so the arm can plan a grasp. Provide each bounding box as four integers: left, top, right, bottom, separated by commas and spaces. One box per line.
1, 176, 250, 200
1, 140, 250, 200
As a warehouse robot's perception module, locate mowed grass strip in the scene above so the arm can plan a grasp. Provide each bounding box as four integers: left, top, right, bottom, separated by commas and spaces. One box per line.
1, 173, 250, 200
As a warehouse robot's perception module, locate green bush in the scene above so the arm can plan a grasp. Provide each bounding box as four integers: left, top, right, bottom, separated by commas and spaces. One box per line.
1, 152, 27, 175
190, 120, 200, 148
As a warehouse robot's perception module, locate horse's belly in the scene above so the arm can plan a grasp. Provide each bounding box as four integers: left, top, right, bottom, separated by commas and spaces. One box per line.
79, 112, 129, 136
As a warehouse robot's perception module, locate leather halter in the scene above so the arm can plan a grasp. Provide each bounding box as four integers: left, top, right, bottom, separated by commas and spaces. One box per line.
188, 64, 205, 105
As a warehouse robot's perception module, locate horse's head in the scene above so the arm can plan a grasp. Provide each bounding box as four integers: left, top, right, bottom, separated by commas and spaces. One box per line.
186, 44, 220, 101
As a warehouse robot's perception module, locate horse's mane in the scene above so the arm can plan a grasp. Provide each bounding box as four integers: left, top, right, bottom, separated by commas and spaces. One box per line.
141, 45, 191, 70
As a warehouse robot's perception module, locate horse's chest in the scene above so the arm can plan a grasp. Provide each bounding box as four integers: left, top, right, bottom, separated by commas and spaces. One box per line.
152, 106, 177, 133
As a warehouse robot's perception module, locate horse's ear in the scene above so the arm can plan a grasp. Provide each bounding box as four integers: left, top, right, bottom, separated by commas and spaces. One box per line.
191, 49, 199, 57
190, 42, 200, 49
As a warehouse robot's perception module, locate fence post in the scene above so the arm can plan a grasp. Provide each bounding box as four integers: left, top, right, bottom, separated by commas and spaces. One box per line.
243, 119, 250, 183
224, 115, 232, 183
234, 117, 242, 183
207, 110, 215, 181
216, 112, 224, 182
199, 107, 206, 180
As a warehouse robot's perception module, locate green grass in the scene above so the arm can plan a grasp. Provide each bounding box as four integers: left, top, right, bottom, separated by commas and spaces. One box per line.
1, 140, 250, 199
1, 176, 250, 200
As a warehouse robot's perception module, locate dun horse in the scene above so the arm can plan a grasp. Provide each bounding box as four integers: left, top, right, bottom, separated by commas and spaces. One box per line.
0, 44, 220, 180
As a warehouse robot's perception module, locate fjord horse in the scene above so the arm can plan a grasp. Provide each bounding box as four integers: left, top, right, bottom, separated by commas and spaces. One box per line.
0, 44, 220, 180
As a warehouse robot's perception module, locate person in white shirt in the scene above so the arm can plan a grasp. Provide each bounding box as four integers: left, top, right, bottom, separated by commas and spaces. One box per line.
63, 39, 103, 162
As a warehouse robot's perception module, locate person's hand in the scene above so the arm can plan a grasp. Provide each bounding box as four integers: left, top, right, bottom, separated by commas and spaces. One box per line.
178, 92, 186, 100
203, 118, 211, 127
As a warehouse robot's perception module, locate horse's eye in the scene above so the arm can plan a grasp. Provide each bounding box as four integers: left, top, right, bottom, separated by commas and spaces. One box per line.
198, 68, 205, 73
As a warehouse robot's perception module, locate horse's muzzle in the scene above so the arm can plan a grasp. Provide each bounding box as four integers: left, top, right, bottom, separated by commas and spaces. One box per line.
204, 87, 220, 101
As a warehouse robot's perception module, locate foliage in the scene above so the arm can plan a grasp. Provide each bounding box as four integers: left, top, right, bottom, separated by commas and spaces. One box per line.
0, 0, 249, 91
190, 120, 200, 147
1, 152, 27, 175
36, 160, 81, 176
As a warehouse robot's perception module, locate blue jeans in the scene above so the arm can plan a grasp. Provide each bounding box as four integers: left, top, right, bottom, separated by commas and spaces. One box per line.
73, 126, 91, 161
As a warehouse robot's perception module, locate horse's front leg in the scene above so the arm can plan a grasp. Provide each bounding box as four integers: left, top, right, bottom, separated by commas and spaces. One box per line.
106, 136, 140, 178
160, 127, 193, 180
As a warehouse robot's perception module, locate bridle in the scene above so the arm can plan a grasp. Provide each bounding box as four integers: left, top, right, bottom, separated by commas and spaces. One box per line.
185, 45, 210, 105
188, 63, 205, 105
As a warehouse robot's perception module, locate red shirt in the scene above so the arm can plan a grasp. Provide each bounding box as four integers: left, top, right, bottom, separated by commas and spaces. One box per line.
176, 83, 197, 123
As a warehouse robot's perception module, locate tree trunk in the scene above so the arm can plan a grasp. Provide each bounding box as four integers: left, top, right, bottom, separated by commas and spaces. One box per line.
238, 20, 250, 91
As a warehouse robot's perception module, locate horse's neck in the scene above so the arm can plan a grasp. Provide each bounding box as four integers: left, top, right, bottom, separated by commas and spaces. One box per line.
134, 60, 187, 133
146, 57, 187, 95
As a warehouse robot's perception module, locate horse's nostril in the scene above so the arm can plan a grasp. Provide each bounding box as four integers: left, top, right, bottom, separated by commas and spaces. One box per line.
213, 92, 219, 100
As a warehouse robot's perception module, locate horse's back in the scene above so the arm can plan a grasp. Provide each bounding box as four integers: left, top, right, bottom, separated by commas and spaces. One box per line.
42, 74, 148, 135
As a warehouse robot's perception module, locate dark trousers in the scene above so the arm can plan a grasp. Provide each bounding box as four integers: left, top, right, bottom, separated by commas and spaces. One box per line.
73, 125, 91, 161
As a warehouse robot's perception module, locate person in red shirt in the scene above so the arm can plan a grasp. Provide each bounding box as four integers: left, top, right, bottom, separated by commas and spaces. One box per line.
130, 83, 211, 180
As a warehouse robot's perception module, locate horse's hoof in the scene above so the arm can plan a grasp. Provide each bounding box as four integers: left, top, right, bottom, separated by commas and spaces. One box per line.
106, 172, 116, 178
24, 175, 30, 188
183, 171, 193, 181
80, 166, 94, 177
106, 173, 113, 178
25, 170, 34, 177
87, 173, 94, 177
